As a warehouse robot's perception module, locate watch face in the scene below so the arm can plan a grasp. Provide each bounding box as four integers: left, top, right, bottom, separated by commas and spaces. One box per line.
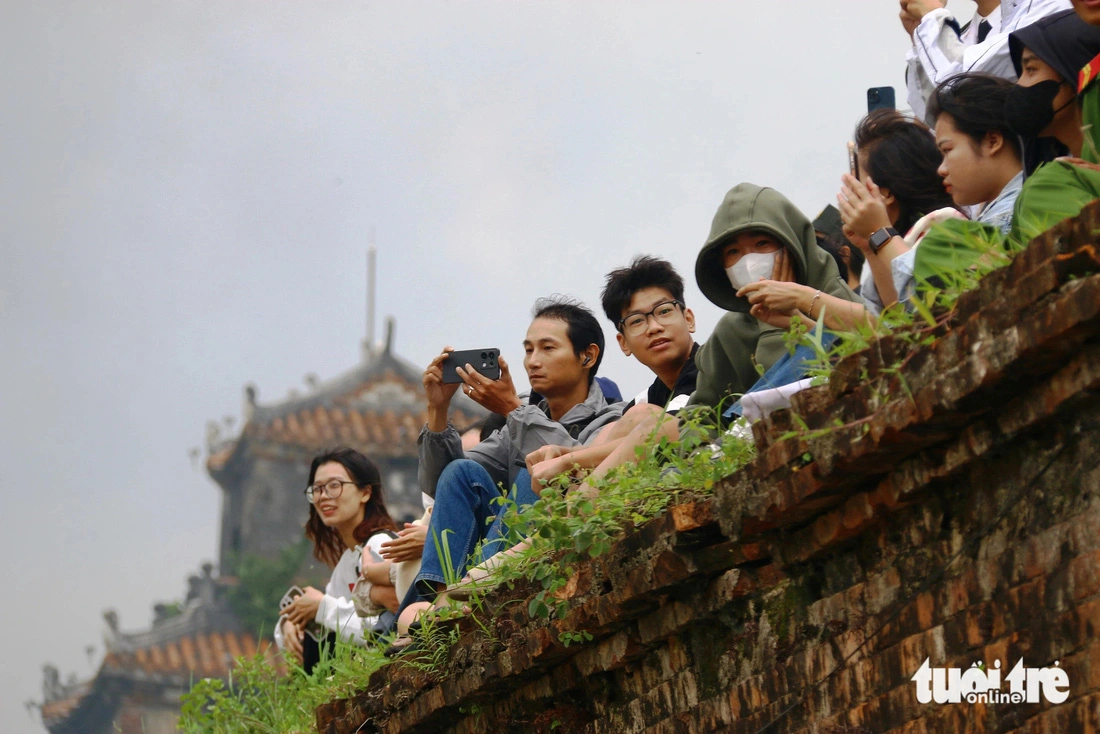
870, 228, 895, 252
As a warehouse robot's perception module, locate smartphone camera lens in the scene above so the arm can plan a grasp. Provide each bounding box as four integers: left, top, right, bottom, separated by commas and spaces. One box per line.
481, 352, 488, 359
869, 90, 880, 102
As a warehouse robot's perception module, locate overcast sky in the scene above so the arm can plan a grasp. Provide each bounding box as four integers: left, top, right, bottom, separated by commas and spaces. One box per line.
0, 1, 977, 730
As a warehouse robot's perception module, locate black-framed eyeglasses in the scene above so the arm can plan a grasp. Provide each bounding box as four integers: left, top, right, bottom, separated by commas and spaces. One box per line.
617, 300, 684, 336
304, 479, 360, 503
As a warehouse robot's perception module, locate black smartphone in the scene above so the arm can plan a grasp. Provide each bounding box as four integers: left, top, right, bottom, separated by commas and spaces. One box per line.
867, 86, 896, 113
441, 348, 501, 384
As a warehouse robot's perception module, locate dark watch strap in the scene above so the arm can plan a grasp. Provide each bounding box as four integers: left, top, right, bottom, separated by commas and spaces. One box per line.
869, 227, 899, 253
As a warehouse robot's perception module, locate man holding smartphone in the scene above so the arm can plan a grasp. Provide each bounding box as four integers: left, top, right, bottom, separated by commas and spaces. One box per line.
405, 296, 624, 612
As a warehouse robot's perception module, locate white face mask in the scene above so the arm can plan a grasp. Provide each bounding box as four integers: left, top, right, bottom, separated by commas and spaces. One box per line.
725, 250, 778, 291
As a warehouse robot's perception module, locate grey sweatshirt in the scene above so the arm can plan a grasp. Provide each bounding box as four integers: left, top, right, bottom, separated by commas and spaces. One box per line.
417, 380, 624, 498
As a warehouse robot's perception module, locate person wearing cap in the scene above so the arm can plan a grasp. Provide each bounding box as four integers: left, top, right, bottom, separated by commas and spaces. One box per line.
814, 205, 865, 293
1004, 9, 1100, 243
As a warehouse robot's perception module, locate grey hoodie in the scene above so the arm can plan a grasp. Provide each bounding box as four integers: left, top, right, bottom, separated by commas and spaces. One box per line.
417, 380, 623, 497
688, 183, 858, 409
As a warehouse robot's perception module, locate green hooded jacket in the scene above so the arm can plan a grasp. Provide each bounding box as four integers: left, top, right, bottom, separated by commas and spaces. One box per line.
688, 183, 858, 410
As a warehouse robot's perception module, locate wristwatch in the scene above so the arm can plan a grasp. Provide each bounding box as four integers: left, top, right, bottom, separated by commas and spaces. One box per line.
868, 226, 899, 254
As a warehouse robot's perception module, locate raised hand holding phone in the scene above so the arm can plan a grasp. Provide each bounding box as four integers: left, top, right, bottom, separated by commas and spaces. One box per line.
457, 356, 522, 416
424, 347, 462, 431
441, 348, 501, 383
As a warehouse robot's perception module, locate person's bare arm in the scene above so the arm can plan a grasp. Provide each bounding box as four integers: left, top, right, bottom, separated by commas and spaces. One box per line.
527, 441, 621, 494
739, 281, 873, 331
838, 174, 909, 307
525, 404, 666, 494
369, 584, 399, 614
574, 413, 681, 499
358, 544, 393, 585
379, 523, 428, 563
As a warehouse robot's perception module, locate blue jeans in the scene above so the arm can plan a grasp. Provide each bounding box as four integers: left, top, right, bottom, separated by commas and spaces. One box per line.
399, 461, 540, 611
724, 331, 840, 421
481, 468, 539, 560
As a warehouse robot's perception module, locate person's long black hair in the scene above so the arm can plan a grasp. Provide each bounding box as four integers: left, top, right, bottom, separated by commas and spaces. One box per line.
928, 73, 1022, 159
304, 447, 396, 568
855, 109, 957, 234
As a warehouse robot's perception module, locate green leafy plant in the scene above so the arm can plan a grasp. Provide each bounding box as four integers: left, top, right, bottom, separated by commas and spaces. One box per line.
180, 633, 387, 733
778, 218, 1018, 443
224, 540, 313, 638
181, 401, 755, 728
558, 630, 593, 647
466, 410, 755, 625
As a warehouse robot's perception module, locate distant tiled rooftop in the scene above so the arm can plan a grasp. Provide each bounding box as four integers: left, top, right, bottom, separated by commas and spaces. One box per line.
207, 348, 487, 472
250, 403, 481, 460
102, 629, 271, 680
41, 628, 275, 733
39, 684, 90, 728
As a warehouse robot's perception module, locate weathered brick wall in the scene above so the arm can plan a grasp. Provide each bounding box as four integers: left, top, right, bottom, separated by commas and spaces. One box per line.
317, 203, 1100, 733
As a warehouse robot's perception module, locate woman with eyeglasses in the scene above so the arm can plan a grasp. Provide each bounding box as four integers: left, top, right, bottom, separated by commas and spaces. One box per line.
275, 447, 397, 668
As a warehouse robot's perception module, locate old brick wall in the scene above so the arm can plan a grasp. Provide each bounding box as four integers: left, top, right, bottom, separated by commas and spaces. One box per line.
317, 203, 1100, 733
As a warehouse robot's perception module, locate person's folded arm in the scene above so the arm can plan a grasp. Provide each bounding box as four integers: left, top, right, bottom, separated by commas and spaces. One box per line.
911, 8, 966, 73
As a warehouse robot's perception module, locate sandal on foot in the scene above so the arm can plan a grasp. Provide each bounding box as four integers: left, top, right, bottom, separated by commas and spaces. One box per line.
383, 635, 417, 657
382, 620, 423, 657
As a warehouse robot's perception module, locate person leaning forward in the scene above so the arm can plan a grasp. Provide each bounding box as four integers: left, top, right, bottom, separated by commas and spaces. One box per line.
687, 183, 861, 411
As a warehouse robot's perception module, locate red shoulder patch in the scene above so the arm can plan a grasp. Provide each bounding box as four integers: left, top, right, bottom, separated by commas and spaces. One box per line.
1079, 52, 1100, 93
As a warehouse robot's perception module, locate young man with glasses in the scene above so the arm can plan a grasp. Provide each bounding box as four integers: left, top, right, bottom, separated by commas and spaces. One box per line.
520, 256, 700, 498
603, 255, 699, 412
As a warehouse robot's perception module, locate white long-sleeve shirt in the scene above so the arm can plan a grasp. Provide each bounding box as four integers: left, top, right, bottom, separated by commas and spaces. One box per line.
273, 533, 389, 650
905, 0, 1071, 122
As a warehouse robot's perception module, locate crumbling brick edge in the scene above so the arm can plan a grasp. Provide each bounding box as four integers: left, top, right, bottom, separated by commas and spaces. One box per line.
317, 202, 1100, 734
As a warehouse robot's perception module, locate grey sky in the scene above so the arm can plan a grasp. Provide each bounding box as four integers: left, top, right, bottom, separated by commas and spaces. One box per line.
0, 1, 975, 730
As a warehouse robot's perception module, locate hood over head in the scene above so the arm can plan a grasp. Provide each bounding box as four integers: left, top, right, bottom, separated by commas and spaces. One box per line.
695, 183, 840, 313
1010, 10, 1100, 83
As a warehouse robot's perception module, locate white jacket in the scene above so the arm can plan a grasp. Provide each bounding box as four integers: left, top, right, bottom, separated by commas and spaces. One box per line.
273, 533, 389, 650
905, 0, 1071, 122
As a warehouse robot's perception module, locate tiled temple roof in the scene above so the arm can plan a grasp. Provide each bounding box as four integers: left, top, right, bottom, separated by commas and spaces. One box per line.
207, 341, 486, 474
41, 631, 274, 732
41, 567, 276, 733
39, 683, 90, 729
101, 628, 269, 680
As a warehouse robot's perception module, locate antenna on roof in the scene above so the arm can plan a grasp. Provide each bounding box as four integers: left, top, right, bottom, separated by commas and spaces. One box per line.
384, 315, 395, 354
364, 229, 377, 361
